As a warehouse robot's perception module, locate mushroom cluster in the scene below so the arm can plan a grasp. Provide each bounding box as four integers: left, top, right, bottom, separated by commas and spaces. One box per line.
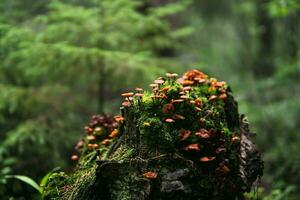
71, 69, 245, 176
119, 69, 241, 173
71, 114, 123, 161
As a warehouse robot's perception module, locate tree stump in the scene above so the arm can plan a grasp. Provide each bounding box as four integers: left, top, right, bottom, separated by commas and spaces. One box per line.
42, 70, 263, 200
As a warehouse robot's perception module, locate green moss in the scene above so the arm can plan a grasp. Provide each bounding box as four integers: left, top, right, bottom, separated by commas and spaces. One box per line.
41, 172, 69, 200
110, 145, 135, 161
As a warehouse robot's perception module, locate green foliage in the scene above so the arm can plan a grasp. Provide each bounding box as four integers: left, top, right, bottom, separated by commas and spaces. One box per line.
5, 175, 41, 194
268, 0, 300, 17
0, 0, 190, 198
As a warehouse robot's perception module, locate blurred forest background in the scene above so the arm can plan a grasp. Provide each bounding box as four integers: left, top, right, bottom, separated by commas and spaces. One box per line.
0, 0, 299, 199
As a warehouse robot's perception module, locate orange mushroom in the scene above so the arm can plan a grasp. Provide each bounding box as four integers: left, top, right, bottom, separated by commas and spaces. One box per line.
162, 103, 174, 114
194, 98, 202, 107
179, 129, 191, 141
71, 155, 79, 161
183, 70, 208, 80
135, 87, 143, 92
143, 171, 158, 180
195, 129, 210, 139
173, 114, 185, 120
114, 115, 125, 122
181, 80, 194, 86
87, 135, 96, 141
215, 81, 226, 87
109, 129, 119, 138
194, 77, 206, 83
172, 99, 184, 103
209, 95, 218, 101
165, 118, 175, 123
219, 93, 227, 100
135, 93, 144, 97
159, 86, 170, 93
101, 139, 110, 146
154, 79, 165, 84
185, 143, 201, 151
121, 92, 134, 97
88, 143, 94, 150
122, 101, 131, 107
180, 95, 189, 99
182, 86, 192, 91
149, 83, 158, 88
75, 140, 84, 149
200, 156, 216, 162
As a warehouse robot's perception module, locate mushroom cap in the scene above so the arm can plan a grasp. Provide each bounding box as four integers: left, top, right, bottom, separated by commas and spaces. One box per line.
143, 171, 157, 179
165, 118, 175, 123
71, 155, 79, 161
179, 129, 191, 141
135, 87, 143, 92
185, 143, 201, 151
135, 93, 144, 97
200, 156, 216, 162
154, 79, 165, 84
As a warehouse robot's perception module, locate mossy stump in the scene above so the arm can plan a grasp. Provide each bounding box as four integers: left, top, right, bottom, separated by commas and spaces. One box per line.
42, 70, 263, 200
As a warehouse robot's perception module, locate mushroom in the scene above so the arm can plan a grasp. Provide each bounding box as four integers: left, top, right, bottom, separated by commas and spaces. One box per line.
194, 98, 202, 107
159, 86, 170, 93
71, 155, 79, 161
135, 87, 143, 92
75, 140, 84, 149
180, 95, 189, 99
194, 77, 206, 83
209, 95, 218, 101
87, 143, 94, 150
179, 129, 191, 141
162, 103, 174, 114
195, 107, 202, 112
122, 101, 131, 107
166, 73, 178, 79
135, 93, 144, 97
215, 81, 226, 87
114, 115, 125, 122
185, 143, 201, 151
181, 80, 194, 86
173, 114, 185, 120
165, 118, 175, 123
219, 93, 227, 100
121, 92, 134, 98
149, 83, 158, 88
87, 135, 96, 141
200, 156, 216, 162
172, 99, 184, 103
143, 171, 157, 180
154, 79, 165, 84
109, 129, 119, 138
94, 127, 102, 132
195, 129, 210, 139
199, 117, 206, 124
182, 86, 192, 91
101, 139, 110, 146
